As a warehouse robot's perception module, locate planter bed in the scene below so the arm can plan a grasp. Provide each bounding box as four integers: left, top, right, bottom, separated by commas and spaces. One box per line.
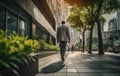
35, 51, 58, 58
0, 52, 58, 76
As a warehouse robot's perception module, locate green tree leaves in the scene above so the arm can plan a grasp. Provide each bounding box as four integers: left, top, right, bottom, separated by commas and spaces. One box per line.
0, 30, 40, 76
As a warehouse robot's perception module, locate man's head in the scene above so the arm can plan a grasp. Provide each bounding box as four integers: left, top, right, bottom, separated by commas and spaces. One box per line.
61, 21, 65, 25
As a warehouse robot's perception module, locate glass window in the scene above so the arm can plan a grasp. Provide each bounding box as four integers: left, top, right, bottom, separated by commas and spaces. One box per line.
0, 5, 5, 30
26, 21, 30, 36
32, 23, 36, 37
7, 10, 18, 34
19, 18, 26, 36
42, 33, 47, 40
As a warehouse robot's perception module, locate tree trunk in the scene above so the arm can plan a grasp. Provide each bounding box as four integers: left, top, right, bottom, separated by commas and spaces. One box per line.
82, 31, 85, 52
88, 25, 94, 54
96, 18, 104, 55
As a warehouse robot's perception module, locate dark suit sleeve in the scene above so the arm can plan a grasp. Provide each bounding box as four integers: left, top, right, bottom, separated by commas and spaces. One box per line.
57, 27, 60, 43
67, 27, 70, 42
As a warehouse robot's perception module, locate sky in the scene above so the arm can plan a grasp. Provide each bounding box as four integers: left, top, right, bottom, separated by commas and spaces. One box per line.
102, 13, 116, 31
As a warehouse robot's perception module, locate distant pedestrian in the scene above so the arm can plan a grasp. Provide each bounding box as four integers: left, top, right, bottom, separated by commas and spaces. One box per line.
57, 21, 70, 64
71, 44, 74, 53
68, 46, 70, 52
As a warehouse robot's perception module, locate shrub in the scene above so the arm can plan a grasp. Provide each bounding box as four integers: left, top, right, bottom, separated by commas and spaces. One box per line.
39, 40, 59, 51
0, 30, 40, 76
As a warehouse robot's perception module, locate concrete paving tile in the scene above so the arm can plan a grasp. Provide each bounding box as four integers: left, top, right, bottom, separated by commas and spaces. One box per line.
67, 66, 75, 68
67, 63, 74, 66
53, 73, 66, 76
77, 69, 96, 72
67, 63, 75, 68
36, 52, 120, 76
67, 61, 73, 64
73, 61, 81, 64
67, 73, 79, 76
40, 69, 56, 73
101, 73, 120, 76
79, 73, 101, 76
95, 68, 116, 73
57, 68, 66, 73
35, 73, 53, 76
67, 69, 77, 72
114, 68, 120, 72
74, 64, 89, 68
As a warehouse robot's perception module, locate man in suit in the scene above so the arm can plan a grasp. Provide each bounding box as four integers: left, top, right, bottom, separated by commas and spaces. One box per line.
57, 21, 70, 63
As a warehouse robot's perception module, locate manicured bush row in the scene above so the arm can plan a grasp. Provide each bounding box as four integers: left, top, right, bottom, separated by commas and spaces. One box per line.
0, 30, 59, 76
0, 30, 40, 76
39, 40, 59, 51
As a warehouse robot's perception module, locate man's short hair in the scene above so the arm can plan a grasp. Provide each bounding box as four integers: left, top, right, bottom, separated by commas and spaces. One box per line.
61, 21, 65, 24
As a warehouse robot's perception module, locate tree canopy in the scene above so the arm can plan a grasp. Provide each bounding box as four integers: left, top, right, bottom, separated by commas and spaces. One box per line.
65, 0, 120, 18
64, 0, 97, 7
67, 5, 91, 31
65, 0, 120, 54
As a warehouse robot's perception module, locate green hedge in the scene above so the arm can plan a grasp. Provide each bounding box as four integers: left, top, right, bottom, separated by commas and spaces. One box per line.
39, 40, 59, 51
0, 30, 40, 76
0, 30, 59, 76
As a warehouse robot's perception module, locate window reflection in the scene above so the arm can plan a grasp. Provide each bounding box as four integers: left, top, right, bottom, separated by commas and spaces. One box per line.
0, 6, 5, 30
7, 11, 17, 34
0, 4, 30, 37
19, 19, 26, 36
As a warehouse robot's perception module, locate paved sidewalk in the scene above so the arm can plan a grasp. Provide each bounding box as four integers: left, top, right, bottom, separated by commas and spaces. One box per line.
35, 51, 120, 76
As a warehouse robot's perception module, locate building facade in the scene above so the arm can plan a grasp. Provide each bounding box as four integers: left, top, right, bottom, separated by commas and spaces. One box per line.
46, 0, 68, 28
0, 0, 66, 44
108, 18, 117, 31
117, 10, 120, 30
104, 11, 120, 47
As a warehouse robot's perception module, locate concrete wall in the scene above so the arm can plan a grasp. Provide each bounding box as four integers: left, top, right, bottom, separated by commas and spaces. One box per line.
15, 0, 56, 38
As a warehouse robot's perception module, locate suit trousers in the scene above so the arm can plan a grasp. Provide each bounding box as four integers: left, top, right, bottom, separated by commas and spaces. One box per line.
59, 41, 67, 61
